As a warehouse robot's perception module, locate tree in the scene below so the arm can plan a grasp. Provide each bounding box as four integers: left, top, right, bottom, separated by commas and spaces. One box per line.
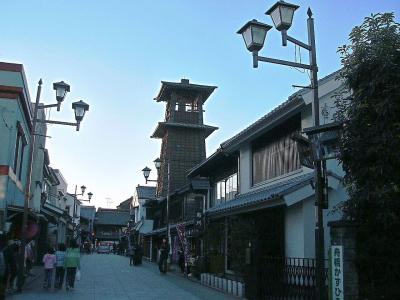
335, 13, 400, 299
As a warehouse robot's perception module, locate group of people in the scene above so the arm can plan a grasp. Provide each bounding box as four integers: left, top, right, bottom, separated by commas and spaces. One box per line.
0, 238, 35, 295
42, 239, 81, 291
128, 243, 143, 266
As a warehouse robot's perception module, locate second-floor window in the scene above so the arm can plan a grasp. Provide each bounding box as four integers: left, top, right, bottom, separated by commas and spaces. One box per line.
252, 115, 301, 184
13, 122, 27, 181
215, 173, 238, 206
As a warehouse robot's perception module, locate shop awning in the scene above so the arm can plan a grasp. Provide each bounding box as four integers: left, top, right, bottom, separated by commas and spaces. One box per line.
144, 220, 194, 236
139, 220, 154, 234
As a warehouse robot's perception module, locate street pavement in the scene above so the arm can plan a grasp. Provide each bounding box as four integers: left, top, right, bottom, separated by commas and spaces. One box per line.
9, 253, 237, 300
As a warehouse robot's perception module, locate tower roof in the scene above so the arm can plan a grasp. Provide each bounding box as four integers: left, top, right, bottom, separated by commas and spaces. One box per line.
154, 79, 217, 103
151, 122, 218, 139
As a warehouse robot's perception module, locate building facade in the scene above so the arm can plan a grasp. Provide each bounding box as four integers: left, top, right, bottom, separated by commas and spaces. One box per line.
188, 70, 347, 298
145, 79, 217, 264
0, 62, 33, 236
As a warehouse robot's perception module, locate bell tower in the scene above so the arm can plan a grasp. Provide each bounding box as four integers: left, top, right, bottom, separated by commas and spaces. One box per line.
151, 79, 217, 198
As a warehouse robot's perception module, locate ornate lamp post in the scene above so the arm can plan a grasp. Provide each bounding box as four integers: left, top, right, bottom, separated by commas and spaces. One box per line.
17, 79, 90, 291
73, 185, 93, 240
238, 1, 327, 298
142, 158, 170, 246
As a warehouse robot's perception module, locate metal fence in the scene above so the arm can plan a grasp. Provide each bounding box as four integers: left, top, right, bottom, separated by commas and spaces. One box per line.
259, 256, 328, 300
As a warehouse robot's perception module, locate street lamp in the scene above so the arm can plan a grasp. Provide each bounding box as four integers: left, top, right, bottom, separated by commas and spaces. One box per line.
153, 158, 162, 171
142, 167, 154, 184
72, 100, 90, 131
266, 1, 299, 38
238, 2, 327, 298
35, 88, 90, 132
237, 19, 272, 52
17, 79, 90, 291
53, 81, 70, 111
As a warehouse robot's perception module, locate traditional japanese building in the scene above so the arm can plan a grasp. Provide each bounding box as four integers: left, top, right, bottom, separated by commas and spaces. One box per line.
151, 79, 217, 197
188, 70, 347, 298
146, 79, 218, 263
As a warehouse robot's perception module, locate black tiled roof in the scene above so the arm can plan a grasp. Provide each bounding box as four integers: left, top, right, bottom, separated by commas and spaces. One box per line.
151, 122, 218, 139
154, 79, 217, 103
80, 206, 96, 220
207, 172, 314, 216
94, 209, 130, 226
137, 186, 156, 200
117, 197, 132, 210
220, 70, 341, 151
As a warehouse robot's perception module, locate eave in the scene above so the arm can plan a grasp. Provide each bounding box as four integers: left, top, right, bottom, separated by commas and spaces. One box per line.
151, 122, 218, 139
154, 80, 217, 103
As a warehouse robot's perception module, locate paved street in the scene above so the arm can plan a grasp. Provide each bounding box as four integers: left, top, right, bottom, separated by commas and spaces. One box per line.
10, 254, 236, 300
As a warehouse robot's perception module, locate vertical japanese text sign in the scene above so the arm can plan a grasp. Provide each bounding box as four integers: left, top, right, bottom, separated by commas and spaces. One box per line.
329, 245, 344, 300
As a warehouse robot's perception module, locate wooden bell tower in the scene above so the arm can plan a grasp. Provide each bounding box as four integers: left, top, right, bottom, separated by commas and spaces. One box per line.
151, 79, 217, 198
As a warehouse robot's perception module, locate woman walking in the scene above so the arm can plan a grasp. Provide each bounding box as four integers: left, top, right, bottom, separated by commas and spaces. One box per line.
54, 244, 66, 289
64, 240, 80, 291
42, 247, 56, 289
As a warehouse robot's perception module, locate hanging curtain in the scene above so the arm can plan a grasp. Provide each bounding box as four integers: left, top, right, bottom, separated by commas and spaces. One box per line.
253, 129, 301, 184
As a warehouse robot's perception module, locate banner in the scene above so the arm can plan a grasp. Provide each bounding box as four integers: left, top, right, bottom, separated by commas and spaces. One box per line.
176, 223, 190, 265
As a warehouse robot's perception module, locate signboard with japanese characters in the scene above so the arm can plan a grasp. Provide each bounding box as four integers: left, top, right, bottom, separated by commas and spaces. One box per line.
329, 245, 344, 300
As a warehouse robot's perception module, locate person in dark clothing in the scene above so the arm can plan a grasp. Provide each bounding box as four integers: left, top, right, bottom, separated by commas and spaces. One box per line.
0, 235, 7, 300
137, 243, 143, 265
54, 243, 66, 289
158, 239, 169, 274
128, 246, 134, 266
178, 248, 185, 273
3, 241, 19, 292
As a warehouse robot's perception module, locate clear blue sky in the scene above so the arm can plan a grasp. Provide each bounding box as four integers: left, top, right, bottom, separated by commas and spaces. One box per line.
1, 0, 398, 208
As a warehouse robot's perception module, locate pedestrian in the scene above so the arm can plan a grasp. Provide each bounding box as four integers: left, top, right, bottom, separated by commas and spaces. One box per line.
128, 246, 134, 266
42, 247, 56, 289
3, 240, 18, 293
158, 238, 169, 274
64, 239, 80, 291
137, 243, 143, 265
0, 235, 7, 300
54, 243, 66, 289
25, 240, 34, 276
178, 248, 185, 273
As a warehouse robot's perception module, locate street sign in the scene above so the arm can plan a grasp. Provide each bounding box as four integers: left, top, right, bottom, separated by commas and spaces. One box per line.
303, 122, 342, 161
291, 134, 314, 169
329, 245, 344, 300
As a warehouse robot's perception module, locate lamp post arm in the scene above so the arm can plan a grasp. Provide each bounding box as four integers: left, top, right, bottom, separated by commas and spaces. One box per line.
254, 53, 313, 70
40, 103, 59, 109
286, 34, 312, 51
34, 119, 78, 127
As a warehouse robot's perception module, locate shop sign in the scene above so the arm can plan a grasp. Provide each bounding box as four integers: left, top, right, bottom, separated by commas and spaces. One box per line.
329, 245, 344, 300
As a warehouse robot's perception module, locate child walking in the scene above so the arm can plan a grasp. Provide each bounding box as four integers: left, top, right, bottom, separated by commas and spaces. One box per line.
42, 247, 56, 289
54, 244, 66, 289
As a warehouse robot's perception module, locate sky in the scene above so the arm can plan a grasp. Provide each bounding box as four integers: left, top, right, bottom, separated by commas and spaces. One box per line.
1, 0, 398, 208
